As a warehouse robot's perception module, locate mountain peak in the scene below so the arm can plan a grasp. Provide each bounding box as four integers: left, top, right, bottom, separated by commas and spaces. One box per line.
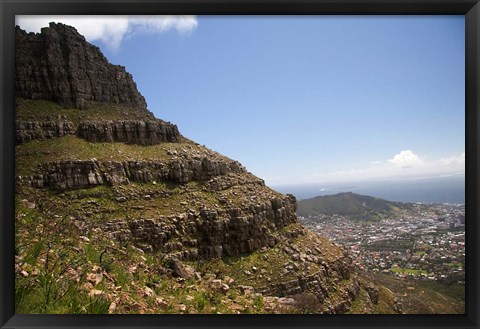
15, 24, 148, 111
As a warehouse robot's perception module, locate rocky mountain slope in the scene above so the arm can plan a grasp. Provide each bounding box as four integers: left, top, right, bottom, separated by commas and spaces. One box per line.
14, 23, 399, 314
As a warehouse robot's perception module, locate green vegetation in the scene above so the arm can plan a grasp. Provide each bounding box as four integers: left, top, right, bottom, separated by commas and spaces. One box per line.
390, 267, 428, 276
15, 197, 247, 314
16, 135, 193, 176
364, 239, 414, 251
16, 98, 153, 124
361, 272, 464, 314
347, 281, 399, 315
194, 226, 333, 288
14, 194, 296, 314
447, 261, 462, 268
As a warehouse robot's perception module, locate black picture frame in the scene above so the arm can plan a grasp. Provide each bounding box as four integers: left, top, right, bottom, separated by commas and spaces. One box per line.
1, 1, 479, 328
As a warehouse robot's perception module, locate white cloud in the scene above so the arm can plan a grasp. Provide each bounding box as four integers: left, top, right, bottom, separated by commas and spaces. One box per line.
388, 149, 423, 168
308, 150, 465, 184
129, 16, 198, 34
438, 153, 465, 166
15, 15, 198, 51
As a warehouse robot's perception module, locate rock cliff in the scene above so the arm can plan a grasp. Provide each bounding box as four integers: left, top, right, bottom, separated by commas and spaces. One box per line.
76, 120, 181, 144
19, 157, 247, 190
15, 119, 76, 143
15, 23, 148, 110
15, 118, 181, 145
112, 194, 299, 259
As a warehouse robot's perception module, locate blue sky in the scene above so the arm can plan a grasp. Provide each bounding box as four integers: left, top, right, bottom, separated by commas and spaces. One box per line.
17, 16, 465, 186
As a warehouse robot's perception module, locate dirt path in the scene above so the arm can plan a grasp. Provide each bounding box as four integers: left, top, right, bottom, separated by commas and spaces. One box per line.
433, 291, 449, 301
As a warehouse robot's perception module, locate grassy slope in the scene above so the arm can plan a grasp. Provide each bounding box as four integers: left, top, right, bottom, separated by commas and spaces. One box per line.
361, 272, 464, 314
15, 191, 343, 314
15, 196, 275, 314
16, 98, 155, 123
16, 135, 229, 176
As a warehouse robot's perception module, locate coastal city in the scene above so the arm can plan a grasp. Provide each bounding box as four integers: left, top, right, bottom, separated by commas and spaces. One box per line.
300, 203, 465, 283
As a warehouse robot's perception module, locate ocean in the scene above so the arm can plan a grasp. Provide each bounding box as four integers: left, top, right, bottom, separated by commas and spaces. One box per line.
272, 176, 465, 204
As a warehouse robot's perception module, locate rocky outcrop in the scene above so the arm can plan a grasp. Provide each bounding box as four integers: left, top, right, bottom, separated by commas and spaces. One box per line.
15, 23, 147, 110
104, 194, 300, 260
116, 203, 361, 314
18, 157, 247, 190
15, 119, 76, 143
15, 118, 181, 145
76, 120, 180, 145
364, 284, 379, 304
256, 256, 354, 298
273, 275, 361, 314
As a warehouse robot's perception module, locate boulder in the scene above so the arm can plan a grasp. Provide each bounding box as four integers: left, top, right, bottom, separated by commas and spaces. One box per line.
167, 257, 195, 279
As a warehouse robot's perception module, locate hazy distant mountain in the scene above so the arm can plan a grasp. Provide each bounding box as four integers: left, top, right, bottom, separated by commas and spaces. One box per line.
297, 192, 404, 220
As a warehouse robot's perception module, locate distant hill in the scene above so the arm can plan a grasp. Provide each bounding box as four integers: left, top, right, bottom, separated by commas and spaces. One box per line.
297, 192, 404, 220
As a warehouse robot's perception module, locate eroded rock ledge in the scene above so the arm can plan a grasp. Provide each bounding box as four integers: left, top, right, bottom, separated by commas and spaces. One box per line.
15, 119, 181, 145
18, 158, 247, 191
103, 195, 300, 259
16, 120, 76, 143
76, 120, 180, 144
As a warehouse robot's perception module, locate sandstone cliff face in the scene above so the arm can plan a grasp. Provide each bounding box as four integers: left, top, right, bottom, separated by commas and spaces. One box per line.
16, 23, 147, 110
18, 157, 247, 190
15, 119, 76, 143
15, 119, 181, 145
76, 120, 180, 144
108, 195, 299, 260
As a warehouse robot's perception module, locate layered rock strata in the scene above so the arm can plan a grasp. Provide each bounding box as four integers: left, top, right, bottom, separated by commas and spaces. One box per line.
18, 158, 247, 190
256, 256, 354, 299
104, 194, 299, 260
15, 119, 76, 143
76, 120, 180, 144
15, 119, 181, 145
